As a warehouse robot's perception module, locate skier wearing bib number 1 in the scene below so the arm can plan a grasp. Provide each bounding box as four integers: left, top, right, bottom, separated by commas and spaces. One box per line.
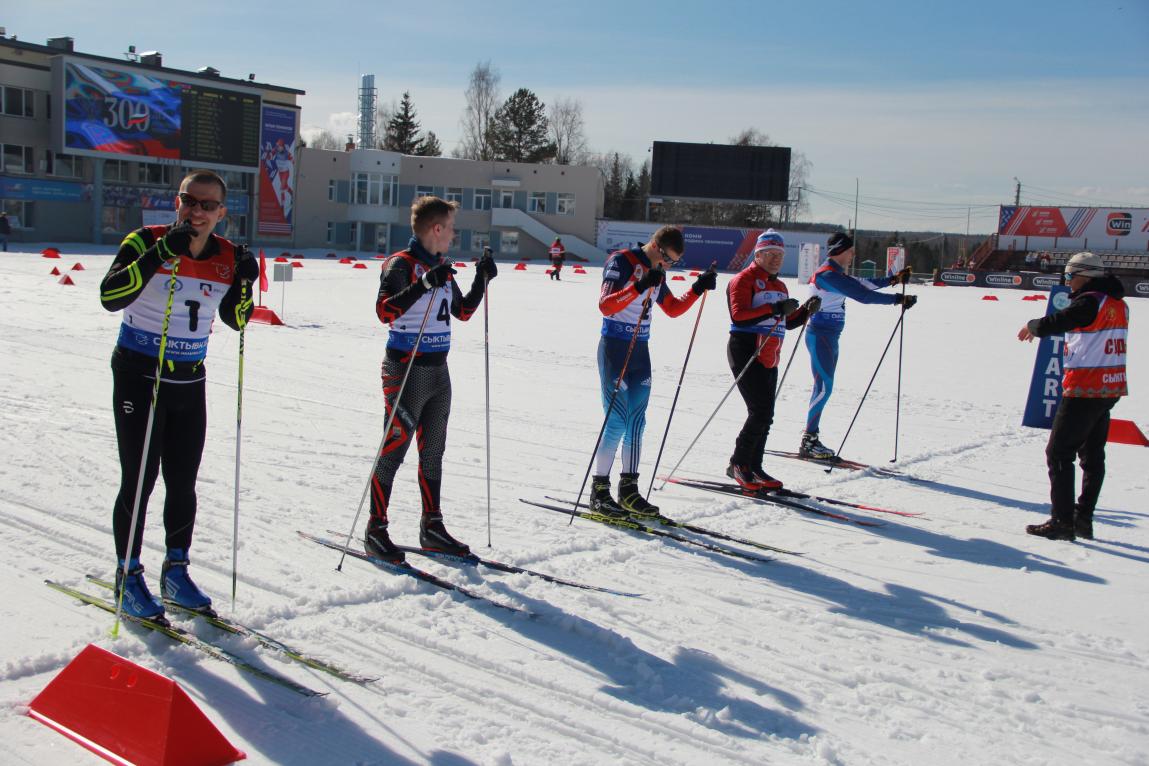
99, 169, 257, 619
365, 196, 497, 563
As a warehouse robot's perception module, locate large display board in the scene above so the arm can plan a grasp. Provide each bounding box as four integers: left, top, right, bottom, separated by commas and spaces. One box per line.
997, 205, 1149, 251
650, 141, 791, 203
52, 58, 261, 171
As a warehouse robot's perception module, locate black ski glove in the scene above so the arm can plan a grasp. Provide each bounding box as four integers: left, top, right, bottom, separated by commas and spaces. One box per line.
633, 266, 665, 293
421, 262, 456, 289
771, 298, 800, 316
891, 266, 912, 286
691, 268, 718, 295
475, 249, 498, 282
802, 295, 822, 314
235, 244, 260, 282
896, 294, 918, 309
159, 221, 196, 259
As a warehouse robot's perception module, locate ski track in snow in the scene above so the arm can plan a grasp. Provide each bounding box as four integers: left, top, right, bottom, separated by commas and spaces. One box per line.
1, 249, 1147, 765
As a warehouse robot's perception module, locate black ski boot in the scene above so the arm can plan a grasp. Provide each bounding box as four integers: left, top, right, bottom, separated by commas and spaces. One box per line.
588, 475, 628, 518
1074, 506, 1094, 540
420, 513, 471, 557
617, 473, 660, 519
365, 520, 406, 564
799, 431, 837, 460
1026, 518, 1076, 541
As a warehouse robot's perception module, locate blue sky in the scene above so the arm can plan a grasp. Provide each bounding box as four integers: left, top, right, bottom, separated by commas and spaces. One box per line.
11, 1, 1149, 232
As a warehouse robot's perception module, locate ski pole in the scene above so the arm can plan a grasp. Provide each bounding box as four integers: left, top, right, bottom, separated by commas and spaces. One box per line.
646, 267, 713, 498
336, 272, 440, 569
891, 279, 907, 463
827, 310, 905, 476
774, 321, 807, 398
658, 333, 768, 491
231, 280, 248, 610
483, 267, 492, 547
570, 287, 656, 524
114, 259, 180, 637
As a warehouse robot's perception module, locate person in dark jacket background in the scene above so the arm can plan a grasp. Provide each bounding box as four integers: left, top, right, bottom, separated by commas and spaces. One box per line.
1018, 252, 1129, 541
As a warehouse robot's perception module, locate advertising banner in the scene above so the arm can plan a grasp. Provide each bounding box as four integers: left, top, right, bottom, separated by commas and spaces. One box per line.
1022, 285, 1072, 428
886, 246, 905, 274
798, 243, 820, 284
936, 269, 1147, 298
998, 206, 1149, 251
595, 221, 829, 276
256, 105, 298, 237
0, 177, 87, 202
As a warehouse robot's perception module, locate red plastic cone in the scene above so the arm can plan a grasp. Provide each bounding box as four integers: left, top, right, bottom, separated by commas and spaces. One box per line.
71, 262, 86, 271
1108, 419, 1149, 447
50, 267, 61, 276
291, 262, 303, 268
58, 275, 75, 286
671, 275, 685, 281
28, 644, 246, 766
514, 263, 527, 271
250, 306, 284, 326
981, 295, 998, 301
274, 256, 288, 263
42, 247, 61, 259
353, 263, 367, 269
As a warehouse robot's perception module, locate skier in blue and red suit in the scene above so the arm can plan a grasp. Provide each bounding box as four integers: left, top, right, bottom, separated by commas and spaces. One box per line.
800, 232, 914, 460
590, 226, 717, 517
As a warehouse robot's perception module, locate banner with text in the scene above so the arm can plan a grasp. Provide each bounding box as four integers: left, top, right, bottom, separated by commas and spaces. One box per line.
257, 105, 298, 237
1022, 285, 1072, 428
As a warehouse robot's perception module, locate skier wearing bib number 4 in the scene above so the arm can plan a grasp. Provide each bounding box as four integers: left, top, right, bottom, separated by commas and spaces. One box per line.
99, 169, 257, 619
365, 196, 497, 563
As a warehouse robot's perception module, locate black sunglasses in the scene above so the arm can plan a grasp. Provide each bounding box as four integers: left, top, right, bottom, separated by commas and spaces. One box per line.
658, 247, 683, 266
178, 192, 224, 212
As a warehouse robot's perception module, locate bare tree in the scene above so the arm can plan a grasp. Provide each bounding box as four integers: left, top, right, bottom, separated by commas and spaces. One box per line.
548, 97, 589, 165
730, 127, 812, 222
305, 129, 342, 150
456, 61, 501, 160
729, 128, 772, 146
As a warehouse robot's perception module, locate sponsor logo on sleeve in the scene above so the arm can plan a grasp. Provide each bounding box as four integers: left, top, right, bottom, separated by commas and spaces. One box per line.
1106, 212, 1132, 236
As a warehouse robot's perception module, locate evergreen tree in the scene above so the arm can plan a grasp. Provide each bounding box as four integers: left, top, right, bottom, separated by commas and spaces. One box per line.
604, 153, 625, 219
489, 88, 556, 163
620, 172, 641, 220
418, 131, 443, 157
383, 92, 423, 154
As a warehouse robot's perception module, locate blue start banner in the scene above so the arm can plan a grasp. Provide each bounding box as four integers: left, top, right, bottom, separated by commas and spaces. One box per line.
1021, 284, 1071, 429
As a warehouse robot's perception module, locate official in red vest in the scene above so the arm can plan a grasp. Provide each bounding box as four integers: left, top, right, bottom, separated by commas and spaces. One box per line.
1018, 252, 1129, 541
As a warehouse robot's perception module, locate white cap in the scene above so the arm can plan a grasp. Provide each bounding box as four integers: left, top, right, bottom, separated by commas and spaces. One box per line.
1064, 251, 1105, 278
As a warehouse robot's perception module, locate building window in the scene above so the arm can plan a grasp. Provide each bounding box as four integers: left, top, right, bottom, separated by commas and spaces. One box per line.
349, 222, 359, 247
528, 192, 546, 213
2, 144, 34, 174
445, 187, 463, 204
0, 199, 33, 228
221, 170, 249, 191
101, 206, 133, 234
352, 172, 398, 206
415, 185, 434, 200
498, 189, 514, 209
326, 222, 336, 244
138, 163, 172, 186
104, 159, 130, 183
328, 179, 337, 201
224, 215, 247, 240
376, 228, 389, 253
473, 189, 492, 211
472, 231, 490, 252
1, 86, 34, 117
500, 231, 519, 255
49, 153, 84, 178
557, 193, 575, 216
449, 230, 460, 251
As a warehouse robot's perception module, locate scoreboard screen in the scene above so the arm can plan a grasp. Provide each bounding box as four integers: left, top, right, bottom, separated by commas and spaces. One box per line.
651, 141, 791, 204
54, 59, 261, 170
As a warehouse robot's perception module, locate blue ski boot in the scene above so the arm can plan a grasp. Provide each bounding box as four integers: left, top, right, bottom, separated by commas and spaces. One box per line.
161, 549, 214, 612
114, 559, 166, 620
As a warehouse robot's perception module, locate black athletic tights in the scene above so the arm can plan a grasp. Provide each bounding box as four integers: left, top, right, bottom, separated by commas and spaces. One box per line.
111, 367, 207, 561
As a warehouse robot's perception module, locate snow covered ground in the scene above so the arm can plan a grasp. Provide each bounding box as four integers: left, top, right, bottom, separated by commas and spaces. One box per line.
1, 245, 1147, 766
